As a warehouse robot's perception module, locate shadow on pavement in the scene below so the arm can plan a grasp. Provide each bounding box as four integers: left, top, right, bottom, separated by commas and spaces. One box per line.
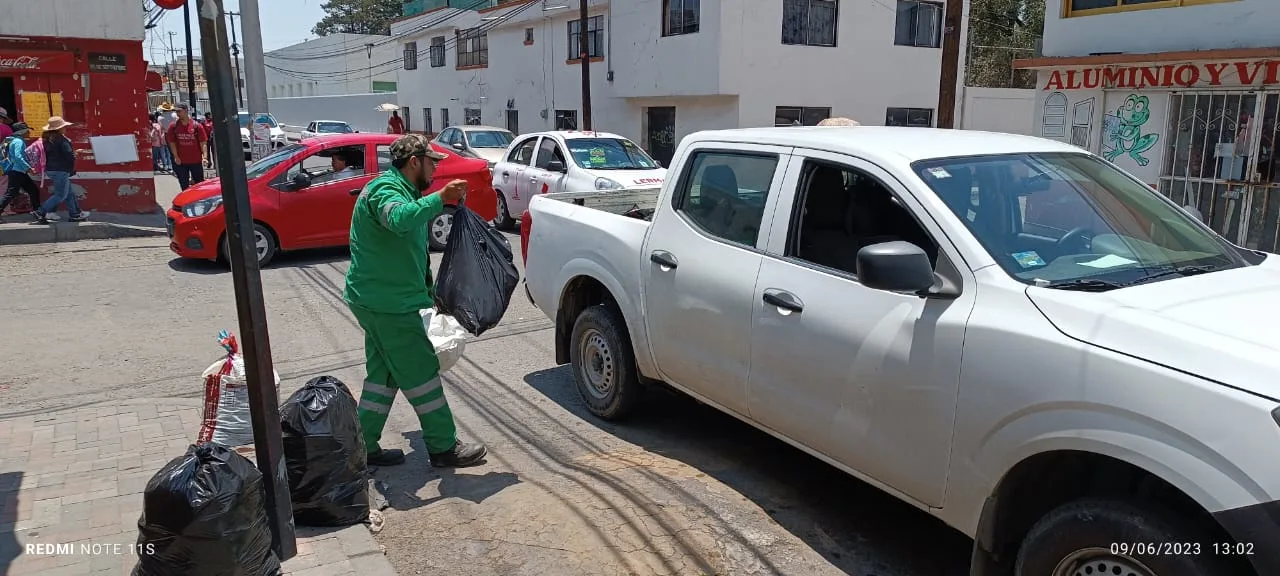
371, 433, 520, 510
166, 246, 351, 274
1, 471, 22, 572
522, 366, 972, 576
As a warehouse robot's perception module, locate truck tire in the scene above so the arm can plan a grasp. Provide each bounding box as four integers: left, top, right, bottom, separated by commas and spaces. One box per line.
569, 304, 644, 420
1015, 498, 1232, 576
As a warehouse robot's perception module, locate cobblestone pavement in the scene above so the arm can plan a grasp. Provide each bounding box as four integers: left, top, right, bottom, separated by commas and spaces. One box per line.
0, 398, 395, 576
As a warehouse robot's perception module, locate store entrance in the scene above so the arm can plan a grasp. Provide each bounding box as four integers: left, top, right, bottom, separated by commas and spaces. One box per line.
0, 77, 15, 119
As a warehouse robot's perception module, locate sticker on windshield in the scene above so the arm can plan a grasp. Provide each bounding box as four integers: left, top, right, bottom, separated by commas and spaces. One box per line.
928, 167, 951, 179
587, 148, 607, 165
1079, 254, 1138, 269
1012, 251, 1046, 268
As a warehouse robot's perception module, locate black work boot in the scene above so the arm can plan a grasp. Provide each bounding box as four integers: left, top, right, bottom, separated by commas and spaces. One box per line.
366, 448, 406, 467
428, 440, 487, 468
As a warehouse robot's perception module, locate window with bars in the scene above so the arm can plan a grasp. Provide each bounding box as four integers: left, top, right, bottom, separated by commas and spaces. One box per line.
525, 28, 535, 45
506, 109, 519, 134
429, 36, 446, 67
555, 110, 578, 130
442, 108, 451, 128
775, 106, 832, 126
781, 0, 838, 47
424, 108, 433, 135
403, 41, 418, 70
464, 108, 482, 125
456, 28, 488, 68
568, 16, 605, 60
663, 0, 700, 36
894, 0, 942, 48
886, 107, 934, 127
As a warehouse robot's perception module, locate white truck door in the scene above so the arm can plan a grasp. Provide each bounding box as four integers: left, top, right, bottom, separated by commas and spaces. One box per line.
747, 150, 976, 507
496, 135, 540, 215
641, 143, 793, 419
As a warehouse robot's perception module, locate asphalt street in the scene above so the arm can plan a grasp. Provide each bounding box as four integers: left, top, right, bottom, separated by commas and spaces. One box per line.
0, 235, 972, 575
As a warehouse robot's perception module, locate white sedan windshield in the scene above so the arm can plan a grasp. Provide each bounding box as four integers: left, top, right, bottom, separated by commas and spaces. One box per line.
913, 152, 1251, 290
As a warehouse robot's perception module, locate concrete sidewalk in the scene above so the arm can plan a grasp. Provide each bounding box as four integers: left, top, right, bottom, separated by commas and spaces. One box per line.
0, 398, 396, 576
0, 175, 181, 247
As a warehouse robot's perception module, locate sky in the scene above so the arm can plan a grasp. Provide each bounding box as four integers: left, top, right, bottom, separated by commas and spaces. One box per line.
145, 0, 329, 64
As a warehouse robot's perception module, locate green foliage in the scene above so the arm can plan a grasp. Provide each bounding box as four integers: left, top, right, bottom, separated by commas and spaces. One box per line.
966, 0, 1045, 88
312, 0, 405, 37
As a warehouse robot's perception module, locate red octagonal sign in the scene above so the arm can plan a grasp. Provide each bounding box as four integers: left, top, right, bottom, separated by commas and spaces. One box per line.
154, 0, 186, 9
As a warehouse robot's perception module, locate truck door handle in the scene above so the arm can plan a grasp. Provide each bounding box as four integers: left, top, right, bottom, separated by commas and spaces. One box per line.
762, 289, 803, 313
649, 250, 678, 269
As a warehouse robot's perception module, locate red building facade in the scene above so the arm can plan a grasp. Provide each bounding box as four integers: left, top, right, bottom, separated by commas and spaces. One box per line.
1, 36, 156, 214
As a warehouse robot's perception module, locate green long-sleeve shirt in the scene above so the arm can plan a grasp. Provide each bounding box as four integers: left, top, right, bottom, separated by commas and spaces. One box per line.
344, 167, 445, 314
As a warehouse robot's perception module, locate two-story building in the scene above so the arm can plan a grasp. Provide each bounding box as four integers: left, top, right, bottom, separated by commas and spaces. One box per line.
393, 0, 948, 165
266, 34, 401, 98
1013, 0, 1280, 253
0, 0, 155, 215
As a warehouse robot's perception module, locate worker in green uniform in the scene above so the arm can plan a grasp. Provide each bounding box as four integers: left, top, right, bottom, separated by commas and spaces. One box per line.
344, 133, 486, 468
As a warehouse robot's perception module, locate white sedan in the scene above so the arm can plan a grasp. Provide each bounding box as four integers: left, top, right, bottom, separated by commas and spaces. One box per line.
301, 120, 355, 140
489, 130, 667, 229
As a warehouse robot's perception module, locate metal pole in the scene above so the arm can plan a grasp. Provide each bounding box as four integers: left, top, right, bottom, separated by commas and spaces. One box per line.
167, 32, 179, 105
239, 0, 270, 159
228, 11, 244, 108
578, 0, 592, 131
183, 1, 198, 110
194, 0, 296, 561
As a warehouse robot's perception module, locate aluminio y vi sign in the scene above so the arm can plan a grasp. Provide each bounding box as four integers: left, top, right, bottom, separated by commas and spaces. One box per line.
1042, 60, 1280, 91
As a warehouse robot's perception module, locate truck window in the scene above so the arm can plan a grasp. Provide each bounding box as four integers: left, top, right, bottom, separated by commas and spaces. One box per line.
508, 137, 538, 165
674, 151, 779, 247
789, 160, 938, 275
535, 138, 566, 169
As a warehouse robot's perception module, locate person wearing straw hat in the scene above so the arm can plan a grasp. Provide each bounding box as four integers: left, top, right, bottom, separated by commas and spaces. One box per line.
0, 122, 41, 219
33, 116, 85, 224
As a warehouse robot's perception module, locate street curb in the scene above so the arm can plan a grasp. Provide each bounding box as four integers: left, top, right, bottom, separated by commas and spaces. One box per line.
0, 220, 166, 246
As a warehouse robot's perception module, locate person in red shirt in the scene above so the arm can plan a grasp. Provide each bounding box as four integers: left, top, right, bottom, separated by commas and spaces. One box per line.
387, 110, 404, 135
166, 103, 207, 190
202, 112, 216, 169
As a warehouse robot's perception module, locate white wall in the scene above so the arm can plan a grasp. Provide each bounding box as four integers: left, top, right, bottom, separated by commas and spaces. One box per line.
267, 93, 399, 134
960, 87, 1035, 135
0, 0, 142, 40
1043, 0, 1277, 57
265, 33, 401, 98
609, 0, 725, 97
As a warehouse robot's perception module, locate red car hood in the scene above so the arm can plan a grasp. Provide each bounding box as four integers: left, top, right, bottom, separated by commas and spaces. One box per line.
172, 178, 224, 207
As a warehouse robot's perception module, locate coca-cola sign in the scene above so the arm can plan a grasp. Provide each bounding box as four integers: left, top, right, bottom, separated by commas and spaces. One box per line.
0, 56, 40, 70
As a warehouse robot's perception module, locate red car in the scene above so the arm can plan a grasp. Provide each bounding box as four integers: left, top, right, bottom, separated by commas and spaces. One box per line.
167, 133, 497, 266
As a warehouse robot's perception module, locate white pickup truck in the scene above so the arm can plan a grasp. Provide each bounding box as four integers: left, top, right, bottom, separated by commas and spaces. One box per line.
521, 127, 1280, 576
490, 130, 666, 229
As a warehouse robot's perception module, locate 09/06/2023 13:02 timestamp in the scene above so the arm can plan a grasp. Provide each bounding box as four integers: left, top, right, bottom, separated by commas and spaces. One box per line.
1109, 542, 1255, 557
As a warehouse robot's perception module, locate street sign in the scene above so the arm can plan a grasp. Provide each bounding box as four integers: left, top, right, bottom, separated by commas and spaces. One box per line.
251, 121, 271, 161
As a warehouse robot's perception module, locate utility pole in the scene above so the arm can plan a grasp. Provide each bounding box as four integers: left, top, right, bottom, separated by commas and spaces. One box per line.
228, 11, 244, 108
167, 31, 179, 105
936, 0, 964, 128
183, 1, 198, 110
240, 0, 270, 159
191, 0, 296, 561
578, 0, 592, 130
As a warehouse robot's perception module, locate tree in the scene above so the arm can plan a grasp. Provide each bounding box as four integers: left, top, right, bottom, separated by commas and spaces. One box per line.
312, 0, 404, 37
965, 0, 1045, 89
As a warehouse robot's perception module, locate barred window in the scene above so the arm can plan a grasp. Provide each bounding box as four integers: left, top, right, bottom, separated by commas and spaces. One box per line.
403, 41, 418, 70
429, 36, 445, 67
456, 28, 489, 69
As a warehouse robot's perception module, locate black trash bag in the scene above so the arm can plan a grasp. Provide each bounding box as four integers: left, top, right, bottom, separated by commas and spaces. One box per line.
134, 443, 281, 576
436, 205, 520, 336
280, 376, 370, 526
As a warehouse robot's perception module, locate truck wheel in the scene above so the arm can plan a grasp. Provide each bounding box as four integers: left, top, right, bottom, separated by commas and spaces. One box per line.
569, 304, 643, 420
492, 192, 515, 230
1015, 499, 1230, 576
428, 205, 456, 252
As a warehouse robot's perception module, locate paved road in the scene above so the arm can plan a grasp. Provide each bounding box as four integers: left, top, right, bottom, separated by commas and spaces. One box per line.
0, 236, 972, 576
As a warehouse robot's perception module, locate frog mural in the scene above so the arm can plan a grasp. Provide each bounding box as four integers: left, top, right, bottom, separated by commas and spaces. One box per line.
1103, 94, 1160, 166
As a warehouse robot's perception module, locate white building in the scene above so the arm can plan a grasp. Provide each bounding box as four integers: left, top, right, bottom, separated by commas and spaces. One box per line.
266, 33, 401, 98
1013, 0, 1280, 252
392, 0, 947, 164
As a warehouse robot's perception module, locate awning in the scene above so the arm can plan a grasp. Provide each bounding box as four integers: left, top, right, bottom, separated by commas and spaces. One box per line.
145, 70, 164, 92
1012, 46, 1280, 70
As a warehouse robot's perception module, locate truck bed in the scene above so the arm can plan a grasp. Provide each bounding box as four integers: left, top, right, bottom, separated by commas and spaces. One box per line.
540, 187, 661, 220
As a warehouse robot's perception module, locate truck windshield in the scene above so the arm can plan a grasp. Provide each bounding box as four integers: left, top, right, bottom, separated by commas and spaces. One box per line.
316, 122, 353, 133
466, 130, 514, 148
566, 138, 659, 170
912, 152, 1252, 290
237, 113, 278, 128
245, 144, 303, 179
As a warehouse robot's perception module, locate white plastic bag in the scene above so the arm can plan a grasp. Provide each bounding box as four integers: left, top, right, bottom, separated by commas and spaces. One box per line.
421, 309, 468, 372
197, 332, 280, 448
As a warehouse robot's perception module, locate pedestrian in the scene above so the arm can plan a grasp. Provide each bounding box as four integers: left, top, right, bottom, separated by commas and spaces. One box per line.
0, 107, 13, 141
343, 133, 486, 468
817, 117, 860, 126
202, 112, 217, 169
149, 113, 168, 173
0, 122, 41, 219
167, 103, 208, 190
33, 117, 85, 224
387, 110, 404, 135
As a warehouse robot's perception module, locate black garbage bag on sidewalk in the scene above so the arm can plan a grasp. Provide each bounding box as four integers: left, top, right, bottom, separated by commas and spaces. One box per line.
133, 443, 281, 576
280, 375, 370, 526
436, 205, 520, 336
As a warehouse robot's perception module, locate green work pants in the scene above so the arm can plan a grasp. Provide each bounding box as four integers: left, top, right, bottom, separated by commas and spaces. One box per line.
349, 304, 458, 454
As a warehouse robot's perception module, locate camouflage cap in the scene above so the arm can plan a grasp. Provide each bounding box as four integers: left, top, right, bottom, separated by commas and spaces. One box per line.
390, 133, 448, 163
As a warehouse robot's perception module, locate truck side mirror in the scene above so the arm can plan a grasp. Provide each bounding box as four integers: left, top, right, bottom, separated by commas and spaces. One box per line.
856, 241, 936, 294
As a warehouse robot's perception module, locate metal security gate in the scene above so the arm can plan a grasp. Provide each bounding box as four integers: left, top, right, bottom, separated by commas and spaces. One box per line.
1159, 91, 1280, 252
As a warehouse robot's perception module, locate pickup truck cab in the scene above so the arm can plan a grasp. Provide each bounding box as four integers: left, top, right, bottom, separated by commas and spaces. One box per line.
490, 130, 666, 229
522, 127, 1280, 576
